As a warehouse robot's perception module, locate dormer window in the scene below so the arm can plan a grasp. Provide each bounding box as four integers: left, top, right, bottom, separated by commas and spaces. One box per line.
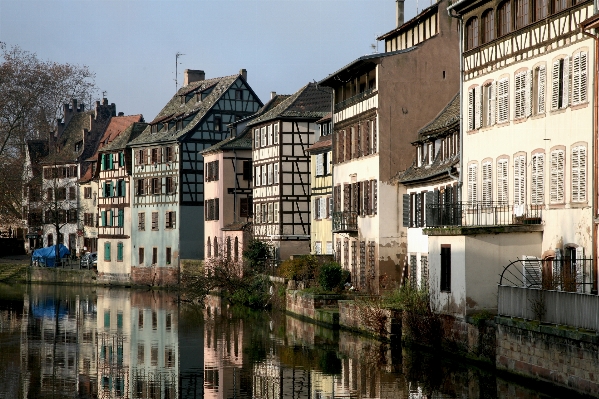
428, 142, 434, 165
151, 125, 157, 133
214, 117, 221, 132
235, 90, 243, 100
417, 145, 423, 167
74, 141, 82, 152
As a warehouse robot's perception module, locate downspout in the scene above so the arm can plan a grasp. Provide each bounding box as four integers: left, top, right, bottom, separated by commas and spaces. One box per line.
330, 89, 335, 258
448, 6, 464, 198
582, 25, 598, 293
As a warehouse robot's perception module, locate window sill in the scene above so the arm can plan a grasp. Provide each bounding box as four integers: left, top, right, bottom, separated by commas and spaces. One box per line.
571, 102, 589, 111
531, 112, 546, 120
570, 201, 589, 208
550, 108, 567, 115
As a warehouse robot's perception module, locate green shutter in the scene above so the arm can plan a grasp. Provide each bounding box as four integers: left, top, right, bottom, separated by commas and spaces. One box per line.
104, 242, 111, 261
120, 152, 125, 167
101, 154, 105, 171
122, 180, 126, 197
118, 209, 124, 227
101, 211, 107, 227
108, 154, 113, 169
109, 210, 113, 226
117, 242, 123, 261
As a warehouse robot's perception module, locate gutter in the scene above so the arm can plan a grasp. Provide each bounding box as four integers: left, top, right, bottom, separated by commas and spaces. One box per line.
447, 6, 464, 198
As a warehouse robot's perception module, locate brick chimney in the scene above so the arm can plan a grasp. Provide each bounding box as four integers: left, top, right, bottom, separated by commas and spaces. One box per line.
271, 91, 277, 99
184, 69, 205, 85
396, 0, 405, 27
240, 69, 247, 81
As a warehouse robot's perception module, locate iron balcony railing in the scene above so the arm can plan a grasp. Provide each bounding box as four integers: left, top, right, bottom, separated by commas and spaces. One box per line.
334, 87, 377, 112
425, 201, 542, 228
332, 211, 358, 233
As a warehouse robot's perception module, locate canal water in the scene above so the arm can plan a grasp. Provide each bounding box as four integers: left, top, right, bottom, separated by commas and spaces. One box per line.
0, 284, 584, 398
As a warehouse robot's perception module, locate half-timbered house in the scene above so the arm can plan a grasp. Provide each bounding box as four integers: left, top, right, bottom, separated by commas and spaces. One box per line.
96, 121, 146, 283
38, 99, 116, 255
319, 0, 459, 293
127, 69, 262, 285
396, 93, 460, 289
22, 139, 49, 251
306, 114, 333, 255
248, 83, 331, 261
425, 0, 596, 318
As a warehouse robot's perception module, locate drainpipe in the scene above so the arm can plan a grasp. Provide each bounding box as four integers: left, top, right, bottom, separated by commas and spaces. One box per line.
581, 25, 599, 294
330, 89, 335, 258
448, 6, 464, 199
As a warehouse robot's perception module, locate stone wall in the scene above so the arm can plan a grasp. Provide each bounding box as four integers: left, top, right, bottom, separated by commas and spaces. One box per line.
286, 290, 342, 321
438, 314, 496, 362
131, 265, 178, 287
496, 317, 599, 396
30, 267, 97, 285
97, 272, 131, 285
338, 300, 401, 340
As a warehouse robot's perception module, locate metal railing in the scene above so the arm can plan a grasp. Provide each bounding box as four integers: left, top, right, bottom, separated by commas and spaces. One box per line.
332, 211, 358, 233
425, 202, 542, 228
334, 87, 377, 111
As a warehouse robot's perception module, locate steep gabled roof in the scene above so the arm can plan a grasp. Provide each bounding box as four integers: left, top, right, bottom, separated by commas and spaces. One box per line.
247, 83, 331, 126
416, 92, 460, 140
377, 3, 439, 40
97, 115, 144, 151
129, 73, 257, 146
42, 111, 93, 164
103, 122, 148, 152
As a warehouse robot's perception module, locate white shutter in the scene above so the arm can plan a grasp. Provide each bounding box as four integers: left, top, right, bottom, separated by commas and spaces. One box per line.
273, 123, 279, 144
550, 150, 564, 203
572, 52, 581, 105
254, 129, 260, 149
490, 81, 496, 125
497, 159, 508, 205
262, 165, 267, 186
261, 127, 267, 147
313, 199, 318, 220
526, 70, 532, 117
537, 66, 546, 114
514, 72, 525, 119
274, 163, 279, 184
562, 56, 570, 108
522, 256, 542, 288
267, 164, 273, 185
580, 52, 588, 103
468, 164, 478, 204
482, 162, 492, 205
572, 145, 587, 202
531, 153, 544, 205
320, 197, 326, 220
468, 88, 475, 130
255, 166, 261, 186
551, 60, 560, 110
498, 78, 509, 123
514, 155, 526, 206
475, 85, 482, 129
274, 202, 279, 223
316, 153, 324, 176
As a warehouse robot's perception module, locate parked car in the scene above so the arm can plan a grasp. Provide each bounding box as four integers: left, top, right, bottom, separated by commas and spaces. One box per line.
81, 252, 97, 269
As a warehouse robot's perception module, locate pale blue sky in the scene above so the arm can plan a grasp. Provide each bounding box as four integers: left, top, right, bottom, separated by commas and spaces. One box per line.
0, 0, 421, 119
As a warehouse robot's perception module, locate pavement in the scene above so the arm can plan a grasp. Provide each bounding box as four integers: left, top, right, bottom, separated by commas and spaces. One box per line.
0, 254, 30, 264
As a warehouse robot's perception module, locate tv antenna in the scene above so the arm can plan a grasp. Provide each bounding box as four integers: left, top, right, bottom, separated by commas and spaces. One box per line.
102, 91, 107, 98
175, 52, 185, 92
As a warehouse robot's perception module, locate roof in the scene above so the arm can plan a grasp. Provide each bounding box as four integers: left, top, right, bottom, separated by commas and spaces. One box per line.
580, 12, 599, 30
97, 115, 143, 151
395, 154, 459, 185
221, 221, 252, 231
316, 113, 332, 124
200, 129, 253, 154
103, 122, 149, 152
318, 47, 417, 87
129, 73, 258, 147
306, 138, 332, 153
417, 92, 460, 139
247, 83, 331, 126
377, 3, 439, 40
42, 111, 93, 164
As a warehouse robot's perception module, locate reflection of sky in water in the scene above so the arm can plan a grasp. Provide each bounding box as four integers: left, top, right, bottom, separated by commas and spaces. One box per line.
0, 285, 574, 399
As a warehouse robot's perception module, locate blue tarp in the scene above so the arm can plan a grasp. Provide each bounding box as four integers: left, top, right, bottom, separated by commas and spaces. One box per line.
32, 244, 70, 267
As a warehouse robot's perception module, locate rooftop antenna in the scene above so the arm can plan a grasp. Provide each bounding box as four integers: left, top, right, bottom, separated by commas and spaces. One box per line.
175, 52, 185, 92
102, 91, 107, 98
371, 33, 380, 54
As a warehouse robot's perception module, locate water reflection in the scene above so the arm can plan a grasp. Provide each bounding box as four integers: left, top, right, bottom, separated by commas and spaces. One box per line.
0, 284, 581, 399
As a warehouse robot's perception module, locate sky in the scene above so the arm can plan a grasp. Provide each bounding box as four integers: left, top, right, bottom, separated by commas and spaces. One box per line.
0, 0, 423, 119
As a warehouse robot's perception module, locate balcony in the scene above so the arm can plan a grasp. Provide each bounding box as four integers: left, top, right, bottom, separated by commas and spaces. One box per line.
334, 87, 377, 112
425, 201, 542, 228
332, 211, 358, 233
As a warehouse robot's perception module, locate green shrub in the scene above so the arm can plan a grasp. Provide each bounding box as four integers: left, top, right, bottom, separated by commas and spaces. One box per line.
242, 239, 273, 274
228, 275, 271, 309
318, 262, 344, 291
277, 255, 319, 281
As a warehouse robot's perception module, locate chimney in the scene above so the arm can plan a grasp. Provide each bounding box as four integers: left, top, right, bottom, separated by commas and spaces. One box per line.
396, 0, 405, 27
240, 69, 247, 81
184, 69, 205, 85
71, 99, 78, 111
80, 103, 85, 111
118, 112, 124, 116
270, 91, 277, 100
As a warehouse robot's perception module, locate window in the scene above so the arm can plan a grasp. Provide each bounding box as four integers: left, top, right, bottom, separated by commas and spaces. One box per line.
255, 166, 261, 186
465, 17, 479, 50
152, 178, 161, 195
483, 82, 495, 126
316, 153, 324, 176
550, 149, 565, 203
314, 242, 322, 255
165, 211, 176, 228
267, 125, 273, 146
151, 148, 159, 164
326, 241, 333, 255
117, 242, 123, 262
515, 0, 529, 29
214, 237, 219, 255
240, 197, 251, 217
482, 162, 492, 205
481, 10, 495, 43
268, 203, 273, 223
534, 66, 546, 114
262, 203, 267, 223
205, 199, 219, 221
151, 212, 158, 230
138, 212, 145, 231
551, 57, 569, 110
441, 245, 451, 292
274, 202, 279, 223
514, 71, 531, 119
497, 78, 509, 123
56, 188, 66, 200
135, 179, 145, 196
104, 242, 111, 261
468, 86, 481, 130
137, 149, 146, 165
274, 163, 279, 184
467, 164, 478, 204
152, 248, 157, 265
535, 0, 548, 20
554, 0, 566, 13
166, 247, 171, 264
572, 145, 587, 203
116, 180, 126, 197
207, 237, 212, 258
206, 161, 219, 182
166, 176, 175, 193
267, 164, 273, 185
261, 165, 266, 186
139, 247, 144, 265
514, 155, 526, 206
531, 153, 545, 205
261, 127, 267, 147
214, 116, 221, 131
117, 209, 124, 227
273, 123, 279, 144
234, 237, 239, 261
572, 51, 588, 106
254, 129, 260, 149
242, 160, 252, 181
498, 1, 511, 36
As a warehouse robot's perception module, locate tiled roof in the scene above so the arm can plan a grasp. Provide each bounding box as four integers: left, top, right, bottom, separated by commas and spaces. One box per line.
395, 154, 459, 185
417, 92, 460, 139
97, 115, 144, 150
221, 221, 252, 231
306, 138, 332, 153
200, 129, 253, 154
104, 122, 149, 152
377, 3, 439, 40
247, 83, 331, 126
316, 113, 332, 123
42, 111, 92, 164
128, 74, 245, 147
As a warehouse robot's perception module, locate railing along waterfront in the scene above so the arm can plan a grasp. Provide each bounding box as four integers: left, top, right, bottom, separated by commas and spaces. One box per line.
334, 87, 377, 112
332, 211, 358, 233
425, 202, 542, 227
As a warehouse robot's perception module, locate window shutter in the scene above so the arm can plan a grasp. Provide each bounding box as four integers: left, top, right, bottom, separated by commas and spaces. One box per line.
372, 180, 378, 215
108, 154, 113, 170
531, 153, 544, 205
482, 162, 492, 205
468, 88, 474, 130
562, 56, 570, 108
538, 66, 546, 114
316, 154, 323, 176
118, 209, 124, 227
490, 81, 496, 125
572, 145, 587, 202
514, 155, 526, 206
551, 60, 560, 110
313, 199, 318, 220
267, 164, 273, 185
320, 197, 326, 220
550, 150, 565, 203
514, 72, 525, 119
468, 164, 478, 204
498, 78, 509, 123
474, 86, 482, 129
274, 163, 279, 184
343, 184, 351, 211
425, 191, 434, 227
101, 154, 106, 171
526, 70, 532, 117
580, 52, 588, 103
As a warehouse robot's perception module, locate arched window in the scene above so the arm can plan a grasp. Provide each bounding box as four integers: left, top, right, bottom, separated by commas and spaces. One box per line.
213, 237, 218, 257
234, 237, 239, 262
226, 237, 231, 260
515, 0, 529, 29
207, 237, 211, 258
465, 17, 479, 50
498, 1, 512, 36
481, 10, 495, 43
535, 0, 548, 20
